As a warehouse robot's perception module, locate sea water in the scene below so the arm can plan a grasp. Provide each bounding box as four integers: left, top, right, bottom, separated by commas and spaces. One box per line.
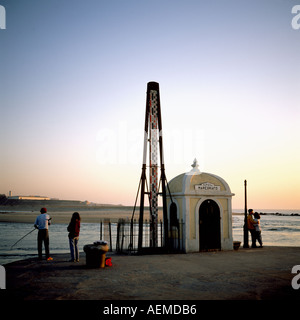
0, 222, 110, 265
232, 214, 300, 246
0, 213, 300, 265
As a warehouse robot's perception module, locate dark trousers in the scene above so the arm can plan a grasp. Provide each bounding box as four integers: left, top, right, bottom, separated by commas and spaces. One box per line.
249, 229, 257, 248
255, 231, 263, 247
38, 229, 50, 259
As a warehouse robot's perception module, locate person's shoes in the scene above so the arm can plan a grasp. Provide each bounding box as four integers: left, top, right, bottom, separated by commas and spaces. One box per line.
69, 259, 75, 262
47, 257, 53, 261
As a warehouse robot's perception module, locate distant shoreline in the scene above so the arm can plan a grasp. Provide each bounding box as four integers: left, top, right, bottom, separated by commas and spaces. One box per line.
0, 205, 299, 224
0, 206, 139, 224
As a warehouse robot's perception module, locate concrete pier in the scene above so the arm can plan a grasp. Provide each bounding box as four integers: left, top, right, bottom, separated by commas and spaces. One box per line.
2, 246, 300, 300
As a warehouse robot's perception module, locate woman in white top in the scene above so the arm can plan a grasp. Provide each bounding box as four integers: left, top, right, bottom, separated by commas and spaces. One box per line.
253, 212, 263, 248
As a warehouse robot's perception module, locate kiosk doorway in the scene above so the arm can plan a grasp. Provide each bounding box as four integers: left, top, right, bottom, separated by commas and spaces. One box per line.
199, 199, 221, 251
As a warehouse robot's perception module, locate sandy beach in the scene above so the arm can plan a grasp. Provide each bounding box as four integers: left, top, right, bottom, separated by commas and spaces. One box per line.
3, 246, 300, 301
0, 207, 164, 224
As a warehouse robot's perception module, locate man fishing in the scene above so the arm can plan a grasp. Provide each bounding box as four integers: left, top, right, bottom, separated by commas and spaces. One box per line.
34, 207, 53, 261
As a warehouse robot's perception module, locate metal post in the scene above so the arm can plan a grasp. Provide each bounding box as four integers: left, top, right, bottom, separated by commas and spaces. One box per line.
160, 219, 163, 247
243, 179, 249, 248
157, 94, 168, 248
129, 218, 133, 252
109, 221, 112, 252
138, 170, 146, 252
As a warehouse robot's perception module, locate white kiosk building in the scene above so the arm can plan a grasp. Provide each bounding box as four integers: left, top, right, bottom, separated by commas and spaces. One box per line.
167, 159, 235, 252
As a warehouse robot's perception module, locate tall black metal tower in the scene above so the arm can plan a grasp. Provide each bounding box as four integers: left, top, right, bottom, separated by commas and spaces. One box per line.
137, 81, 168, 252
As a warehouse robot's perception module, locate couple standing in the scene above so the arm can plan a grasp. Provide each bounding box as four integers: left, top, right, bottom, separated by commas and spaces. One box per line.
247, 209, 263, 248
34, 209, 81, 262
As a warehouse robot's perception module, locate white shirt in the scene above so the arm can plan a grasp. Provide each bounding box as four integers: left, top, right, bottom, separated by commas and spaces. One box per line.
35, 213, 51, 230
253, 218, 261, 232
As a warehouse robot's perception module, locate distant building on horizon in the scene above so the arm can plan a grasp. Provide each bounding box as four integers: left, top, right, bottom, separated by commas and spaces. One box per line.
6, 191, 91, 204
8, 191, 50, 201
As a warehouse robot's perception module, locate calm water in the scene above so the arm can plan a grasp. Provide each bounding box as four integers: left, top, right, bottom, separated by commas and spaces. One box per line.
0, 222, 115, 265
232, 214, 300, 246
1, 213, 300, 265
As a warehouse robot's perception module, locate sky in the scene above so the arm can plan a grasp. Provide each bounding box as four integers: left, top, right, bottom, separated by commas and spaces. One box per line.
0, 0, 299, 210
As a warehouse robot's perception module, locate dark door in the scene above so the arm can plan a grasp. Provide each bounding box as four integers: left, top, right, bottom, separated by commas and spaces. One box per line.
199, 199, 221, 251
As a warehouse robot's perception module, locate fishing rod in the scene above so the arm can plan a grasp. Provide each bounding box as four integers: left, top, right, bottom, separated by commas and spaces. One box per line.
10, 228, 36, 249
10, 217, 52, 249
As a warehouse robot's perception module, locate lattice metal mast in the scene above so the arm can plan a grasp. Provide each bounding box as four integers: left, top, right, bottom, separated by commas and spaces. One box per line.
138, 82, 168, 252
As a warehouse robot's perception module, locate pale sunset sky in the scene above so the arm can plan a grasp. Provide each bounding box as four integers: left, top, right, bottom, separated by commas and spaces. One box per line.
1, 0, 299, 210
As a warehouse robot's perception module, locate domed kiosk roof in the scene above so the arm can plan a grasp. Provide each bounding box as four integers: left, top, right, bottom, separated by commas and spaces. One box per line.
168, 159, 234, 197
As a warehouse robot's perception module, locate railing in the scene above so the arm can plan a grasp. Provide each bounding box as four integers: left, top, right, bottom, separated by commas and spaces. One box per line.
99, 218, 184, 254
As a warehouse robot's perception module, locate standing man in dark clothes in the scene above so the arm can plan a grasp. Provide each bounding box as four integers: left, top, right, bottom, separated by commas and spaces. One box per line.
247, 209, 257, 248
34, 207, 53, 261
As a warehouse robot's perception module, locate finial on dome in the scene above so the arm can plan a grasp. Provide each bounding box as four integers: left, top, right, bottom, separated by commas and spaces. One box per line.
191, 158, 200, 172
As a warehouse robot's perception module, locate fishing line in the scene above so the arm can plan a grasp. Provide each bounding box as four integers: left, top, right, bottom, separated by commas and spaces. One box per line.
10, 228, 37, 249
10, 217, 52, 249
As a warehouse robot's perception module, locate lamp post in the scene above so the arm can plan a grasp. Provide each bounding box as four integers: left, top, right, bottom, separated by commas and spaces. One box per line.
243, 179, 249, 248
